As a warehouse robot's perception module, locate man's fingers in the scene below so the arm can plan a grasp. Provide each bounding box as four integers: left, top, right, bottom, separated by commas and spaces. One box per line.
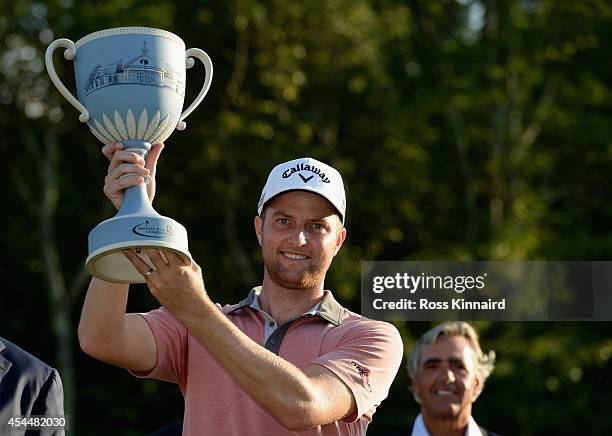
107, 150, 147, 174
145, 248, 167, 270
102, 142, 123, 161
145, 143, 165, 173
104, 171, 145, 189
106, 162, 150, 181
103, 175, 144, 199
123, 249, 153, 277
164, 250, 189, 266
107, 151, 146, 174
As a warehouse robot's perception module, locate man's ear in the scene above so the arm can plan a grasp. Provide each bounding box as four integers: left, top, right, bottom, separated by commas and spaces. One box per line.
411, 374, 422, 402
254, 215, 263, 246
333, 227, 347, 256
472, 376, 483, 401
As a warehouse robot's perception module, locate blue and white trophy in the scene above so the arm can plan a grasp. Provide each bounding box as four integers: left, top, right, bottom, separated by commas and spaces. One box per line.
45, 27, 213, 283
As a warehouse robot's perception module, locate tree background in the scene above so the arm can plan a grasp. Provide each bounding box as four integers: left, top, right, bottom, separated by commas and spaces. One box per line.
1, 0, 611, 434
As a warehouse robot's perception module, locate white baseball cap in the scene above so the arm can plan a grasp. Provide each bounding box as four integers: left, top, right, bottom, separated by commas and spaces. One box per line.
257, 157, 346, 223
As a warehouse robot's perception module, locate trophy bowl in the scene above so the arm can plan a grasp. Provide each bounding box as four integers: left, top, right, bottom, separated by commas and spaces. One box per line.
45, 27, 213, 283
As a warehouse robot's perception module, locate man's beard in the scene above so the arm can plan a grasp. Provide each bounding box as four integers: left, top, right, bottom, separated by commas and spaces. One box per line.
263, 257, 326, 290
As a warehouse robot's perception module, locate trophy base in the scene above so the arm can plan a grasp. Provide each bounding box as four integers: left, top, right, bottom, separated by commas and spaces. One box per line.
86, 212, 191, 284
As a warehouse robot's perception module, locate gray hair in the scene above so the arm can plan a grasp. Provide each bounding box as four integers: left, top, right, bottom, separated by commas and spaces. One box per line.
407, 321, 496, 402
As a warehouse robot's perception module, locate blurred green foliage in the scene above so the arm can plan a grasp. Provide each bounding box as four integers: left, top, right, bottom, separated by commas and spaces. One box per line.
1, 0, 611, 434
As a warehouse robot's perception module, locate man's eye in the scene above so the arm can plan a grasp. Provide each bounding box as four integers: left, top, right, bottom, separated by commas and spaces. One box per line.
277, 218, 289, 225
311, 222, 329, 232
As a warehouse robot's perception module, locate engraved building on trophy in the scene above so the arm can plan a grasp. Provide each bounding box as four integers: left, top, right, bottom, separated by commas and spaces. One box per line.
84, 41, 184, 97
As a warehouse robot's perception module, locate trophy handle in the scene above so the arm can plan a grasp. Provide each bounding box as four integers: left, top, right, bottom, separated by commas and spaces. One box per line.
176, 48, 213, 131
45, 38, 90, 123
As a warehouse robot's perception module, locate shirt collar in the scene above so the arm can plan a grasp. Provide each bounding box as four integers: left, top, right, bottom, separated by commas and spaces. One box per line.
227, 287, 345, 326
411, 413, 483, 436
251, 292, 322, 317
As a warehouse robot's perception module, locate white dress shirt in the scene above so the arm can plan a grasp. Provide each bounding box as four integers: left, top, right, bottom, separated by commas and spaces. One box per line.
411, 413, 484, 436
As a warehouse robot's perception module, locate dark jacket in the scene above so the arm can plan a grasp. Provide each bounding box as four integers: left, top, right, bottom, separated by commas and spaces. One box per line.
0, 337, 64, 435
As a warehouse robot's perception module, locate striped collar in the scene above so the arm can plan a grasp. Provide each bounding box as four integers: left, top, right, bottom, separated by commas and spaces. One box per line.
227, 287, 345, 326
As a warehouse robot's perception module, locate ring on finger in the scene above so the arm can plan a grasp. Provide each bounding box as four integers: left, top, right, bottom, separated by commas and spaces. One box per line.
144, 268, 154, 277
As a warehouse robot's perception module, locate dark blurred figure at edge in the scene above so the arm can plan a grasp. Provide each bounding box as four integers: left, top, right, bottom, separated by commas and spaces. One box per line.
0, 337, 65, 435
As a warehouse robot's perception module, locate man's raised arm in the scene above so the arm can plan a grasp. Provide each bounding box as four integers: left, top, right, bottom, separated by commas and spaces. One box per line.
77, 142, 164, 372
77, 278, 157, 372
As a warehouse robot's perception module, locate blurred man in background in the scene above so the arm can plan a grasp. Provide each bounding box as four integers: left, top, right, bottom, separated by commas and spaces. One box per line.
398, 322, 498, 436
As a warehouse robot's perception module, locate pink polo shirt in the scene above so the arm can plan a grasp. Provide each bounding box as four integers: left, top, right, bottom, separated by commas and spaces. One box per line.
132, 288, 403, 435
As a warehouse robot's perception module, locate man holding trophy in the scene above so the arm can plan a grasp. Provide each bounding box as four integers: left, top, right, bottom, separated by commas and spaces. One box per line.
45, 26, 402, 435
78, 143, 403, 435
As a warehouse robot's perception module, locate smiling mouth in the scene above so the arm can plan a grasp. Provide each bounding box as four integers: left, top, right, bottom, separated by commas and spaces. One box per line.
281, 251, 309, 260
433, 389, 458, 396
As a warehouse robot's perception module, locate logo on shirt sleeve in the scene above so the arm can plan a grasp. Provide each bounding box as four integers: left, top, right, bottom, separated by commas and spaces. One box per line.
350, 360, 372, 393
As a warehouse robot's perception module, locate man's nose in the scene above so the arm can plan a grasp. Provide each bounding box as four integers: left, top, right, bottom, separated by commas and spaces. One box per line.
289, 228, 307, 246
439, 366, 455, 383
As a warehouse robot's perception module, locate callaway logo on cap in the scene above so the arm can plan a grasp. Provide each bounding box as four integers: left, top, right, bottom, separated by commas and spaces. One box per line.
257, 157, 346, 223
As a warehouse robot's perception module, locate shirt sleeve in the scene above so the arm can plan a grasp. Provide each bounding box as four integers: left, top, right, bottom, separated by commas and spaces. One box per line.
311, 320, 404, 422
129, 306, 188, 389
